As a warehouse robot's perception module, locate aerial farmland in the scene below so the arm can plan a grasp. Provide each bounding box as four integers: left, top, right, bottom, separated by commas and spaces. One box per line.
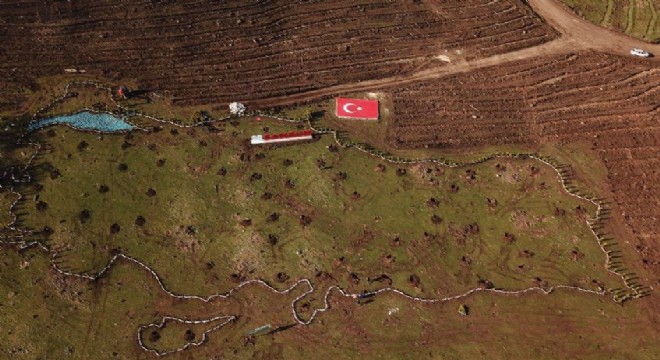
0, 1, 659, 359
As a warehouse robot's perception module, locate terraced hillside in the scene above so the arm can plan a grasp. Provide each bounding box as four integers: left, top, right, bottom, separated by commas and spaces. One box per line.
0, 0, 557, 111
387, 51, 660, 276
1, 0, 659, 358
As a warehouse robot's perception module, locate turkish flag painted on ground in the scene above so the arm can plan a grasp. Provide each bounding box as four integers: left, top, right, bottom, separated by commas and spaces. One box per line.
335, 98, 379, 120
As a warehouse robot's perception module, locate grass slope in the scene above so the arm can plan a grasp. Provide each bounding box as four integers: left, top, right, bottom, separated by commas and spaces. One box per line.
562, 0, 660, 42
0, 84, 650, 359
19, 117, 617, 299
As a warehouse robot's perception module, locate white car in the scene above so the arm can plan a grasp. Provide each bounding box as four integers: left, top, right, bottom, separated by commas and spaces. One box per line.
630, 48, 651, 57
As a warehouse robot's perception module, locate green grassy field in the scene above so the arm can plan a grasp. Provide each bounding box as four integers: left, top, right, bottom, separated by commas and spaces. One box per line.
562, 0, 660, 42
19, 115, 616, 296
2, 246, 658, 359
0, 84, 653, 358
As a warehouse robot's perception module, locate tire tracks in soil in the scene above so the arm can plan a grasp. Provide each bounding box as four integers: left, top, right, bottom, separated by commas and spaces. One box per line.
250, 0, 660, 108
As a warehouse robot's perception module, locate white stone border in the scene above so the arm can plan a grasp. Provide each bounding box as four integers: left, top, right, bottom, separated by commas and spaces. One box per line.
0, 81, 649, 356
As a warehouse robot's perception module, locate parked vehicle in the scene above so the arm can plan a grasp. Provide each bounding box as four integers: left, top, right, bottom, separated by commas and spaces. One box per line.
630, 48, 651, 57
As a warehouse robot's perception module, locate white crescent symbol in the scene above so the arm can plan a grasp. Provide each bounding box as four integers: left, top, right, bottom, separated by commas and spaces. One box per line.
343, 103, 356, 114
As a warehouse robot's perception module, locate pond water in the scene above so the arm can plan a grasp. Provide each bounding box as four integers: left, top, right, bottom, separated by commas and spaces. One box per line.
28, 111, 134, 132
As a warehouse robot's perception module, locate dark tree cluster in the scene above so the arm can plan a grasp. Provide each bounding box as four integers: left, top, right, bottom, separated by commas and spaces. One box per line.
408, 274, 421, 287
299, 215, 312, 227
42, 226, 54, 236
477, 279, 494, 289
36, 201, 48, 212
349, 272, 360, 285
110, 223, 121, 234
267, 213, 279, 222
275, 272, 289, 283
148, 331, 161, 342
267, 234, 278, 245
77, 141, 89, 151
49, 169, 61, 180
390, 237, 402, 247
79, 209, 90, 223
230, 272, 246, 283
464, 222, 479, 235
427, 198, 440, 208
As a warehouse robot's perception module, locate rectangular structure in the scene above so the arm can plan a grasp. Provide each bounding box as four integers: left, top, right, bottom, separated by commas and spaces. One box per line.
336, 98, 379, 120
251, 130, 313, 145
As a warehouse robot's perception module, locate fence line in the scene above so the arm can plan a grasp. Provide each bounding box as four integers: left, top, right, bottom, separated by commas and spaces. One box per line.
0, 81, 649, 356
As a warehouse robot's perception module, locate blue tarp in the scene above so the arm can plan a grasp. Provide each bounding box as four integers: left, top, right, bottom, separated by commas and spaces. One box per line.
28, 111, 134, 132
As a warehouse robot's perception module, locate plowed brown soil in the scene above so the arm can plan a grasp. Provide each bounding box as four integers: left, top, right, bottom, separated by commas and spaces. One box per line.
386, 51, 660, 281
0, 0, 556, 111
1, 0, 659, 357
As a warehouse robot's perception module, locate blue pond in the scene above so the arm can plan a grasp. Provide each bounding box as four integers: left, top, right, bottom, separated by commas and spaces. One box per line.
28, 111, 134, 132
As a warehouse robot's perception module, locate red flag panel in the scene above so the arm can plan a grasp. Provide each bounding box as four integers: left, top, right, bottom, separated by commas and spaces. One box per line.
336, 98, 379, 120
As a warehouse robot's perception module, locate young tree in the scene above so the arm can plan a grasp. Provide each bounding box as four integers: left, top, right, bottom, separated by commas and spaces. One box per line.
36, 201, 48, 212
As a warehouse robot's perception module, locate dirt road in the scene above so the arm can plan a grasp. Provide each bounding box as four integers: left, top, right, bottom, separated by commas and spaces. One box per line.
253, 0, 659, 107
528, 0, 660, 57
250, 38, 575, 107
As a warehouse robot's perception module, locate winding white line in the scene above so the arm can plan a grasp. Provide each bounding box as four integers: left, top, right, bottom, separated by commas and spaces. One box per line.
137, 315, 236, 356
0, 81, 648, 356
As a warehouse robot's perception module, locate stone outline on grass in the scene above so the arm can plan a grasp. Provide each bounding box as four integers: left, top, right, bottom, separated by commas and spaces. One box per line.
137, 315, 237, 356
0, 81, 650, 356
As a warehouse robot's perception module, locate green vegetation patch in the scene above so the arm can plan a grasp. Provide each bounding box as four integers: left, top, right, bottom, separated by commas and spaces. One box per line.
17, 115, 621, 302
562, 0, 660, 42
